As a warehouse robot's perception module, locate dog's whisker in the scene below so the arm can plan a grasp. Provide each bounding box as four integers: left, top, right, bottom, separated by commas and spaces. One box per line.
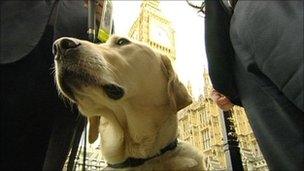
49, 65, 56, 76
50, 69, 55, 75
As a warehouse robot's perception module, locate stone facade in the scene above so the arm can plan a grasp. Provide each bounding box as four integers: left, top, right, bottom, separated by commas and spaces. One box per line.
178, 70, 268, 170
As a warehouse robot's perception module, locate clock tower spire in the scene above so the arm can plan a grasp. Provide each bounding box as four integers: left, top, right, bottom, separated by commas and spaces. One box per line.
141, 0, 160, 9
128, 0, 176, 62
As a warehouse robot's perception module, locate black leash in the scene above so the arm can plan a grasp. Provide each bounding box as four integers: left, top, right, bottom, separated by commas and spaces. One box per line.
67, 114, 87, 171
82, 119, 87, 171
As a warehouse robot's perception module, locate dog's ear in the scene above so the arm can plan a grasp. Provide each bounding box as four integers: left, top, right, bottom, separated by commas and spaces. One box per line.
160, 54, 192, 111
88, 116, 100, 144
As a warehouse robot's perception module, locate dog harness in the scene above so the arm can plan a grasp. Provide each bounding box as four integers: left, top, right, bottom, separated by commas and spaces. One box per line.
107, 139, 178, 168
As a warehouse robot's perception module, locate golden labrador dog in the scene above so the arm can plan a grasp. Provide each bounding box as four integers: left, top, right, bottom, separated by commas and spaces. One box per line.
53, 36, 205, 170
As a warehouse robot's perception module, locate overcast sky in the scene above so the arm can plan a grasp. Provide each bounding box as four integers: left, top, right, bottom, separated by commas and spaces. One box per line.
112, 0, 207, 99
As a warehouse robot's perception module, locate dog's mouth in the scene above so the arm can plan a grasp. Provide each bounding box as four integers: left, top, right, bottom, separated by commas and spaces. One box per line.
55, 63, 125, 102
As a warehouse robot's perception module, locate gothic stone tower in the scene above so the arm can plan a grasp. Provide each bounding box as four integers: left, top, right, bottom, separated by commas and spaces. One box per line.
128, 0, 176, 62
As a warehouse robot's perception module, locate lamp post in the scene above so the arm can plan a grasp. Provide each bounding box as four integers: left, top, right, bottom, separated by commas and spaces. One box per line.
220, 110, 244, 171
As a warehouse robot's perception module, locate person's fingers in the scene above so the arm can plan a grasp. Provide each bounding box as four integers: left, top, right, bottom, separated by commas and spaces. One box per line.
211, 91, 221, 101
84, 2, 87, 8
220, 97, 232, 105
217, 100, 234, 110
218, 97, 229, 104
211, 89, 234, 111
84, 0, 88, 8
216, 96, 234, 109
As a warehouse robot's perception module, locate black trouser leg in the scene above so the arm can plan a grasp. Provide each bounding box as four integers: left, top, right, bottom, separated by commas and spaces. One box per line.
0, 26, 74, 170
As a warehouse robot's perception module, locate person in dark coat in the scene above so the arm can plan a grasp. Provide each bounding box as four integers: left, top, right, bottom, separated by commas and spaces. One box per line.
0, 1, 88, 170
205, 0, 303, 170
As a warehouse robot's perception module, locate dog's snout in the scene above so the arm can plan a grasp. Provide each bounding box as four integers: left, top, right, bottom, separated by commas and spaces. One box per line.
60, 38, 80, 50
53, 38, 81, 58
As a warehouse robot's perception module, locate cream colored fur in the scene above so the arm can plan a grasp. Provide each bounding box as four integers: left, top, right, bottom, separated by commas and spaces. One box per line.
54, 36, 206, 170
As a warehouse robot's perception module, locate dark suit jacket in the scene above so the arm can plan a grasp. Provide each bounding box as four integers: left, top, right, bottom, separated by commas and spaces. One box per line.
205, 0, 241, 106
1, 1, 89, 170
230, 1, 303, 113
0, 0, 88, 64
54, 0, 88, 40
205, 1, 303, 170
1, 1, 56, 64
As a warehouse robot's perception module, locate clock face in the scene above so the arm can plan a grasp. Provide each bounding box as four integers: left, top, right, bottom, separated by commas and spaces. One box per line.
150, 22, 171, 47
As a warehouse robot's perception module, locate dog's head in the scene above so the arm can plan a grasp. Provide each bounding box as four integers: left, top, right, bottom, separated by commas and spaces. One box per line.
53, 36, 192, 143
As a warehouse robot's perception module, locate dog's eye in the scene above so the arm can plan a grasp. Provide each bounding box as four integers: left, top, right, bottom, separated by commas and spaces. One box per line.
116, 38, 130, 46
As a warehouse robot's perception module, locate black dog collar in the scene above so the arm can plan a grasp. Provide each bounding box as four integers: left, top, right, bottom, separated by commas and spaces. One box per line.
107, 139, 178, 168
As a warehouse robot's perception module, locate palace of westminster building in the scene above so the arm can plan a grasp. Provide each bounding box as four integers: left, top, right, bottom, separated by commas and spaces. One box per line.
128, 2, 268, 169
178, 71, 268, 170
66, 1, 268, 170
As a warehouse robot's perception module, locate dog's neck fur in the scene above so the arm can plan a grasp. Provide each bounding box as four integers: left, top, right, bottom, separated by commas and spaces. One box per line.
98, 104, 178, 165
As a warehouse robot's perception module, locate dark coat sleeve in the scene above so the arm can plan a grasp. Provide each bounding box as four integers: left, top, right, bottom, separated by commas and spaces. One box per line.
0, 1, 56, 64
230, 1, 303, 112
205, 0, 241, 106
53, 0, 88, 41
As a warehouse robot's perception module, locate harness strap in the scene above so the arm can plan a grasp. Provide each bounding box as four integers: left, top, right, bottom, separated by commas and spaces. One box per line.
107, 139, 178, 168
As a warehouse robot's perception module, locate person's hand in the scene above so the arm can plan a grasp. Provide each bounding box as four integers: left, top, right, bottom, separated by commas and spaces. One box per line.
83, 0, 104, 26
83, 0, 104, 23
211, 89, 234, 111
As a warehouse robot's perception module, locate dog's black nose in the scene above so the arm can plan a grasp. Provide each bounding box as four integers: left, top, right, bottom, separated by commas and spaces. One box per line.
53, 38, 80, 58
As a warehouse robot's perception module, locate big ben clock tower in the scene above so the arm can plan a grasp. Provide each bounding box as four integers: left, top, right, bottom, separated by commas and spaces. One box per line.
128, 0, 176, 62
